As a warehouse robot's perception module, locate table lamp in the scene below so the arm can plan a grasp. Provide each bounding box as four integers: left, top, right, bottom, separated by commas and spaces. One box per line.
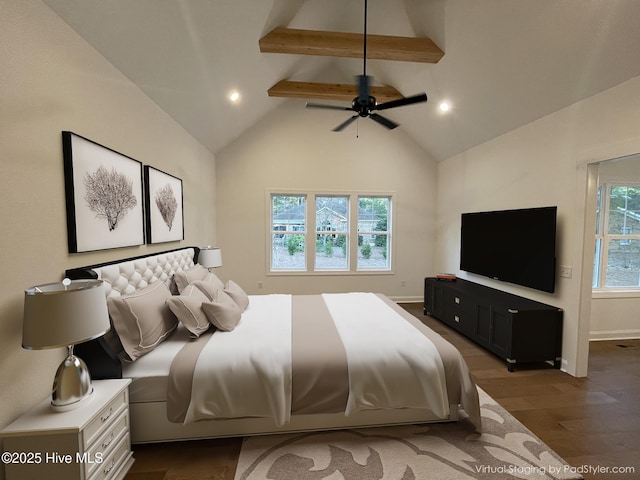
22, 279, 110, 411
198, 246, 223, 270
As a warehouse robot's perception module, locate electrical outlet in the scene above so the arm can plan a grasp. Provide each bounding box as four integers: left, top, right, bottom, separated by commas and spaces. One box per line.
559, 266, 572, 278
400, 280, 406, 287
258, 281, 263, 289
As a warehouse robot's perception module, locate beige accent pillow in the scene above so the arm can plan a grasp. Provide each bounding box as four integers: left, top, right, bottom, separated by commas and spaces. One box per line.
224, 280, 250, 312
173, 264, 209, 293
191, 272, 225, 300
203, 272, 225, 290
166, 285, 211, 338
107, 280, 178, 361
202, 290, 242, 332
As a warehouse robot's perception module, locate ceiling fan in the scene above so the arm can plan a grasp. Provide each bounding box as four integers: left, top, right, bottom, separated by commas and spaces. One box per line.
305, 0, 428, 132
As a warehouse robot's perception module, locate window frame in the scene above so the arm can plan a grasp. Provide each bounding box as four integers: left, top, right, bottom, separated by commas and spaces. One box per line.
267, 190, 395, 275
593, 182, 640, 293
356, 195, 392, 271
270, 194, 308, 272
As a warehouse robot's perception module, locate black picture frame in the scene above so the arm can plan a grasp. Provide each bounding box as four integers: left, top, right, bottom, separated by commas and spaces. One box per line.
144, 166, 184, 244
62, 131, 145, 253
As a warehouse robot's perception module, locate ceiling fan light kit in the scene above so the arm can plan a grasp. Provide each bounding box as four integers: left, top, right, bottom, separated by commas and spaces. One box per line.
261, 0, 434, 132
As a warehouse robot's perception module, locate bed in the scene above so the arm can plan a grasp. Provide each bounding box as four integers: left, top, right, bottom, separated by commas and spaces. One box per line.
67, 247, 481, 444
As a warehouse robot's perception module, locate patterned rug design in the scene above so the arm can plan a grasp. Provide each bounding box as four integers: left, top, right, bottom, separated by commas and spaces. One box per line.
234, 388, 583, 480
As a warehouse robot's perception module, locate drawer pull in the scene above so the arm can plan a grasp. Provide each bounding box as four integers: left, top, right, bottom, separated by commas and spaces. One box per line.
100, 407, 113, 423
103, 459, 116, 475
455, 296, 460, 304
102, 432, 115, 449
454, 315, 460, 323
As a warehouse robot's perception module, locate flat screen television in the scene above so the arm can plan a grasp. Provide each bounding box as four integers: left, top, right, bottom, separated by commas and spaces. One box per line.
460, 206, 557, 293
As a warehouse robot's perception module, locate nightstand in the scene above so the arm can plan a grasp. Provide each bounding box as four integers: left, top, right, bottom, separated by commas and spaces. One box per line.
1, 379, 133, 480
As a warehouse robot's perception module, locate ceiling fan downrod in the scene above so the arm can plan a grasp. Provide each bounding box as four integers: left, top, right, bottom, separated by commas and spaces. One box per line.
305, 0, 428, 132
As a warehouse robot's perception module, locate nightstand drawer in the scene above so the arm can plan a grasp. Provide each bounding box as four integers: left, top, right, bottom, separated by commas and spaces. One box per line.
88, 433, 132, 480
82, 389, 128, 449
84, 409, 129, 478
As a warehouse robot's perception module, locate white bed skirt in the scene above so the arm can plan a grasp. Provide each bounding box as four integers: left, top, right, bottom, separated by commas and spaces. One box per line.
129, 401, 460, 443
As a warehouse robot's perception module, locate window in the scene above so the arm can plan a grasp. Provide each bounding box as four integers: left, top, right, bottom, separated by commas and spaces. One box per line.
271, 195, 306, 271
269, 192, 393, 273
357, 196, 391, 270
593, 183, 640, 289
315, 196, 349, 270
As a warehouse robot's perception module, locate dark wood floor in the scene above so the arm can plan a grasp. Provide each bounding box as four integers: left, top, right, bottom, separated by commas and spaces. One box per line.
125, 303, 640, 480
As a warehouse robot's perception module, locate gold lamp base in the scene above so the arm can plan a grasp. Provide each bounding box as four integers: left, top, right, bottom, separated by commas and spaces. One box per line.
51, 345, 94, 412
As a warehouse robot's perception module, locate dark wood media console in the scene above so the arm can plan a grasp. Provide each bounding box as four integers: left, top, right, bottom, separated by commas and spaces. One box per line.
424, 277, 563, 371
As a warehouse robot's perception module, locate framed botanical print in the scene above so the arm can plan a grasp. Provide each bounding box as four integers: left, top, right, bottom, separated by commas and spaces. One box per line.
144, 166, 184, 244
62, 131, 145, 253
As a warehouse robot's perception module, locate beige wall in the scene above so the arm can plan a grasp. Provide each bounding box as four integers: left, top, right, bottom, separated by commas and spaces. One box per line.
216, 101, 438, 300
0, 0, 216, 451
435, 75, 640, 376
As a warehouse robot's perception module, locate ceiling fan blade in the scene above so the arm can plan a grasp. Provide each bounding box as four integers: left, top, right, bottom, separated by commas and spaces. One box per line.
375, 93, 428, 111
306, 102, 353, 111
333, 115, 358, 132
369, 113, 399, 130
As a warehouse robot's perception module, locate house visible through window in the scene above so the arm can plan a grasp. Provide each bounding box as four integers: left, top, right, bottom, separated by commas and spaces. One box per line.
357, 196, 390, 270
270, 192, 393, 273
315, 196, 349, 270
593, 183, 640, 289
271, 195, 306, 271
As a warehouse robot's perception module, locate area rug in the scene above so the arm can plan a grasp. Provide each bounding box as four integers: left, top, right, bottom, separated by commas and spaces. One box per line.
233, 388, 582, 480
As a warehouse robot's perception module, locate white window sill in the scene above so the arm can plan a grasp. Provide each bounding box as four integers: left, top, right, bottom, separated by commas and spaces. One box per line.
267, 270, 394, 277
592, 289, 640, 299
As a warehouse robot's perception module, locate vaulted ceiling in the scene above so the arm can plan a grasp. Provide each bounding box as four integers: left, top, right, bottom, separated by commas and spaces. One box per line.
42, 0, 640, 162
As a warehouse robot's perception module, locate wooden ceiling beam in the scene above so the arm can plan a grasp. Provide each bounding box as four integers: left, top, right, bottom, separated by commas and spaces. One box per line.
259, 27, 444, 64
267, 80, 405, 103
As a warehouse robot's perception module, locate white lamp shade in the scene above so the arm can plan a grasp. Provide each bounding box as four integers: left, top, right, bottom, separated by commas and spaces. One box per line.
198, 247, 222, 268
23, 279, 111, 350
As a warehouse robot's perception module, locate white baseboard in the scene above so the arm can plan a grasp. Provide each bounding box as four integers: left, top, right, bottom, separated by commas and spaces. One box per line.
390, 296, 423, 303
589, 329, 640, 341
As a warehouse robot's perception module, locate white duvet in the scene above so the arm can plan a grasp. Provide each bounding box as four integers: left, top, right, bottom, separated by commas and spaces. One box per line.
183, 294, 293, 425
322, 293, 449, 417
182, 293, 448, 426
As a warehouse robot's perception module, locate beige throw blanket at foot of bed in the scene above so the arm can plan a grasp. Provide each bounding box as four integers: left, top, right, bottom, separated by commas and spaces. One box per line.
167, 293, 465, 428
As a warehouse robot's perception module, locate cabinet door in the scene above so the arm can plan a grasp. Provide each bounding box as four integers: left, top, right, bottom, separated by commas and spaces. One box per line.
473, 302, 492, 348
490, 308, 511, 358
509, 310, 562, 362
424, 279, 444, 318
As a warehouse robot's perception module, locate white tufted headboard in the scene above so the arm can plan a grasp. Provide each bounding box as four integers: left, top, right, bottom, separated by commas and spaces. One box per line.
65, 247, 199, 379
90, 248, 195, 297
67, 247, 197, 297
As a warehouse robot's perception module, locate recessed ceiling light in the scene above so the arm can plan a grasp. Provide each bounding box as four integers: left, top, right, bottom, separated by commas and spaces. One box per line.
439, 101, 451, 112
228, 91, 241, 103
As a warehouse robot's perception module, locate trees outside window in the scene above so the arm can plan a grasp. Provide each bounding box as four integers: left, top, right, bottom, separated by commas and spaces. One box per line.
270, 193, 392, 273
315, 196, 349, 270
593, 183, 640, 289
271, 195, 306, 271
357, 196, 391, 270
